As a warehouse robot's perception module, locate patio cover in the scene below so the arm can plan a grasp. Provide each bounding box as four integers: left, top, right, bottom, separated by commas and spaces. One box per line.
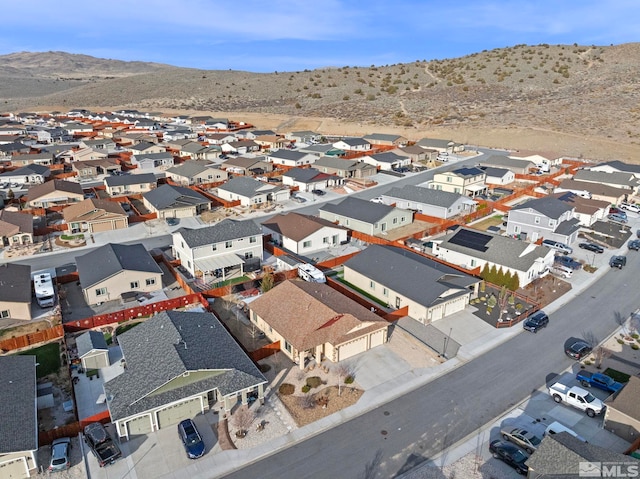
465, 184, 487, 192
195, 254, 245, 273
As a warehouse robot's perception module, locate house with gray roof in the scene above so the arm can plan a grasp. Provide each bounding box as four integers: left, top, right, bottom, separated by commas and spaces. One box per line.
432, 226, 554, 287
604, 375, 640, 442
221, 156, 273, 176
298, 144, 346, 157
285, 130, 321, 144
10, 152, 54, 167
589, 160, 640, 178
265, 149, 317, 167
381, 185, 477, 219
215, 176, 289, 207
363, 133, 408, 146
573, 169, 638, 191
0, 263, 32, 320
343, 245, 479, 324
104, 172, 157, 196
395, 144, 438, 163
554, 178, 628, 205
477, 155, 535, 174
174, 141, 221, 161
430, 167, 488, 197
551, 191, 609, 226
479, 166, 515, 186
130, 151, 174, 171
172, 218, 263, 280
506, 196, 581, 245
220, 140, 260, 155
360, 151, 410, 171
165, 160, 228, 186
104, 310, 267, 440
0, 210, 34, 247
142, 184, 211, 219
281, 167, 342, 191
313, 156, 376, 178
332, 137, 372, 152
76, 243, 163, 305
0, 356, 38, 477
27, 179, 84, 208
76, 330, 110, 370
318, 197, 413, 236
416, 138, 464, 153
261, 212, 348, 255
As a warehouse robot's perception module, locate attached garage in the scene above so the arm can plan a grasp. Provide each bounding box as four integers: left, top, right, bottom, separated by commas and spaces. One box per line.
0, 457, 28, 479
126, 414, 153, 436
337, 336, 368, 361
369, 329, 386, 348
443, 295, 467, 317
157, 397, 203, 429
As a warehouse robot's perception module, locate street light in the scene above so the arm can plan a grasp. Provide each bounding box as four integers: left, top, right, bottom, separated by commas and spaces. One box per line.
443, 327, 453, 359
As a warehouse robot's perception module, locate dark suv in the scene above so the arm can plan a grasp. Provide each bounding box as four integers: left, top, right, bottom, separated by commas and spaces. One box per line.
523, 311, 549, 333
610, 255, 627, 269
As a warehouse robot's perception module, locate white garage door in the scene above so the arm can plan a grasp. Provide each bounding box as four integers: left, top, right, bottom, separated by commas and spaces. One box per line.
157, 398, 202, 429
0, 457, 28, 479
370, 329, 385, 348
126, 414, 153, 436
337, 336, 368, 361
443, 296, 467, 316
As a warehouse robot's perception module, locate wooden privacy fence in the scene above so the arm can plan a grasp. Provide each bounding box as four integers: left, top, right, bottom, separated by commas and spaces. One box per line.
0, 325, 64, 353
38, 411, 111, 447
249, 341, 281, 362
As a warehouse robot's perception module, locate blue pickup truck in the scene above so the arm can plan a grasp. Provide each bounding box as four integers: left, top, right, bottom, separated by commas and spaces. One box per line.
576, 371, 624, 394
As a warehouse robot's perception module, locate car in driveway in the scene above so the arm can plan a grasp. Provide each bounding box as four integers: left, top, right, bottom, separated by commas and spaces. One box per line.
609, 207, 627, 217
554, 255, 582, 270
48, 437, 72, 472
165, 217, 180, 226
500, 426, 542, 454
370, 196, 384, 204
489, 439, 528, 475
609, 255, 627, 269
629, 239, 640, 251
291, 194, 307, 203
542, 239, 573, 255
620, 202, 640, 213
565, 339, 592, 360
178, 419, 205, 459
578, 242, 604, 254
608, 213, 628, 224
311, 189, 326, 196
523, 310, 549, 333
576, 370, 625, 394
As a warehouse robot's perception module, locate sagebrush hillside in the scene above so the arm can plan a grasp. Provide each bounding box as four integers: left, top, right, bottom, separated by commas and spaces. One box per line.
2, 44, 640, 146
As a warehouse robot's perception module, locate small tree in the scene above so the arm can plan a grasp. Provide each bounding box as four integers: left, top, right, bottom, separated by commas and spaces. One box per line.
509, 273, 520, 292
260, 271, 274, 293
488, 265, 498, 284
480, 264, 490, 282
232, 405, 255, 438
335, 364, 354, 396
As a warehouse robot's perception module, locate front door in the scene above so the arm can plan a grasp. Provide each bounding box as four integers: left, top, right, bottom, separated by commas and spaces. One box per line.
395, 296, 401, 308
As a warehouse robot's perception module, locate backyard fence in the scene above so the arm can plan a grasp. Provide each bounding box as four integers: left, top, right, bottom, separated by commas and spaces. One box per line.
0, 325, 64, 353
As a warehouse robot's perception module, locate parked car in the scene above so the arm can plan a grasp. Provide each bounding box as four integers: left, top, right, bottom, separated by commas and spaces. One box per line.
578, 242, 604, 254
178, 419, 205, 459
542, 239, 573, 255
629, 239, 640, 251
544, 421, 587, 443
554, 255, 582, 270
392, 166, 410, 173
311, 189, 326, 196
500, 427, 542, 454
48, 437, 72, 472
489, 440, 529, 475
291, 194, 306, 203
608, 213, 628, 224
576, 370, 624, 394
165, 217, 180, 226
565, 339, 592, 360
609, 255, 627, 269
620, 202, 640, 213
548, 382, 605, 417
370, 196, 384, 204
84, 422, 121, 467
550, 265, 573, 279
609, 206, 626, 217
523, 311, 549, 333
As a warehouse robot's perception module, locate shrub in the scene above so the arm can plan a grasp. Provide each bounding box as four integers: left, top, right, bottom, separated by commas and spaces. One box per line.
278, 383, 294, 395
632, 344, 640, 350
306, 376, 323, 389
632, 333, 639, 339
584, 360, 592, 366
344, 375, 355, 384
515, 303, 523, 312
617, 339, 625, 344
301, 385, 311, 393
299, 394, 316, 409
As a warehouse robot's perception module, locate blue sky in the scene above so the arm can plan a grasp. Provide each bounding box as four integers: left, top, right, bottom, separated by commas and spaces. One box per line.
1, 0, 639, 72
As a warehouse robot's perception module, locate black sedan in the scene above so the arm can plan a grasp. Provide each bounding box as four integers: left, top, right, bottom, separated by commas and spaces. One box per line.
629, 240, 640, 251
523, 311, 549, 333
578, 242, 604, 254
489, 439, 529, 475
565, 339, 592, 360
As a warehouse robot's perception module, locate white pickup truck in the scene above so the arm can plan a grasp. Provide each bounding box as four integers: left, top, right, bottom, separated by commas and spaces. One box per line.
548, 382, 605, 417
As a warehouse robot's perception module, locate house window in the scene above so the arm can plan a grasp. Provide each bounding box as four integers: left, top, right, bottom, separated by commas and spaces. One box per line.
370, 281, 375, 290
454, 188, 460, 194
245, 252, 253, 259
383, 288, 388, 297
345, 219, 350, 226
446, 176, 452, 183
130, 281, 139, 289
145, 278, 156, 286
212, 244, 217, 251
250, 236, 257, 244
549, 219, 556, 227
514, 225, 521, 234
323, 237, 329, 244
284, 341, 292, 353
0, 310, 9, 319
303, 240, 312, 248
95, 287, 107, 296
534, 216, 540, 225
225, 241, 233, 248
393, 218, 398, 224
181, 241, 184, 248
470, 259, 476, 267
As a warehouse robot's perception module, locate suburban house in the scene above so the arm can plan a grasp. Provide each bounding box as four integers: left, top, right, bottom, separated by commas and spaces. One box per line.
27, 179, 84, 208
360, 151, 411, 171
131, 152, 175, 171
71, 147, 109, 163
79, 138, 117, 152
432, 227, 554, 287
62, 198, 129, 234
165, 160, 228, 186
416, 138, 464, 154
253, 135, 289, 150
573, 169, 638, 192
0, 164, 50, 185
221, 140, 260, 155
430, 167, 488, 197
265, 149, 317, 167
318, 196, 413, 236
0, 356, 38, 478
174, 142, 221, 161
332, 137, 372, 152
551, 192, 609, 226
76, 330, 110, 370
363, 133, 408, 146
203, 133, 236, 145
298, 144, 346, 157
604, 375, 640, 442
381, 185, 477, 219
285, 130, 322, 144
395, 144, 438, 163
215, 176, 289, 207
249, 280, 389, 368
10, 152, 54, 167
71, 159, 121, 179
0, 210, 34, 246
0, 142, 30, 159
0, 263, 32, 321
281, 167, 342, 191
506, 196, 581, 244
526, 432, 639, 477
76, 243, 163, 305
343, 245, 479, 323
104, 310, 267, 440
221, 156, 273, 176
172, 218, 263, 281
479, 166, 515, 186
312, 156, 377, 179
589, 160, 640, 179
63, 121, 93, 135
142, 184, 211, 219
555, 178, 628, 205
477, 155, 536, 174
261, 212, 348, 255
104, 173, 157, 196
128, 141, 166, 155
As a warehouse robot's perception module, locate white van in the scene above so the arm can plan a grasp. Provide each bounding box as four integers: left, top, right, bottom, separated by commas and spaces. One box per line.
550, 265, 573, 279
544, 421, 587, 442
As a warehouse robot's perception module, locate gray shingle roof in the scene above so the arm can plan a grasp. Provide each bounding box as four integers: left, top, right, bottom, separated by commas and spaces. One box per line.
336, 138, 370, 147
363, 133, 403, 142
479, 166, 511, 177
313, 157, 360, 170
554, 217, 581, 235
104, 311, 266, 421
479, 155, 534, 170
143, 184, 210, 210
283, 167, 331, 183
320, 197, 397, 224
574, 169, 637, 188
0, 356, 37, 453
104, 172, 157, 187
511, 196, 573, 219
166, 160, 217, 178
217, 176, 272, 197
416, 138, 453, 148
0, 263, 31, 303
383, 185, 471, 208
76, 243, 163, 289
176, 219, 261, 248
133, 151, 173, 161
344, 245, 478, 308
0, 164, 50, 177
76, 330, 109, 358
595, 160, 640, 174
368, 151, 405, 163
450, 167, 485, 177
268, 149, 307, 161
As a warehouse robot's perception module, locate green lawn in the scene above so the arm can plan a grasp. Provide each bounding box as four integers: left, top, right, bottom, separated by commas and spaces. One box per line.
335, 278, 388, 307
115, 321, 143, 337
604, 368, 631, 383
17, 342, 61, 378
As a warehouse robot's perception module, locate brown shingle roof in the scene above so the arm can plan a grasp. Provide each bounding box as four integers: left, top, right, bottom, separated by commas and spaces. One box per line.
248, 280, 388, 351
605, 375, 640, 419
0, 210, 33, 236
62, 198, 126, 222
27, 179, 83, 201
261, 212, 346, 242
550, 191, 609, 215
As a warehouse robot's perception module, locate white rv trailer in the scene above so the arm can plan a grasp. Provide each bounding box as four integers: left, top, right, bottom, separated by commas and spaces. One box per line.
34, 272, 55, 308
